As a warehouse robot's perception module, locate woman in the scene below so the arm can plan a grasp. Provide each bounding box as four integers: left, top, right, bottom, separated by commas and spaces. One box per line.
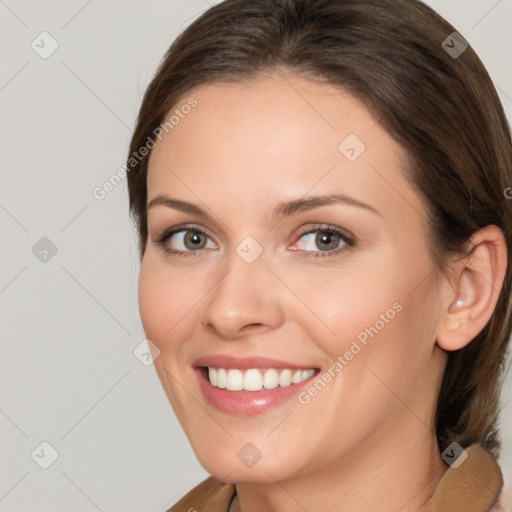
126, 0, 511, 510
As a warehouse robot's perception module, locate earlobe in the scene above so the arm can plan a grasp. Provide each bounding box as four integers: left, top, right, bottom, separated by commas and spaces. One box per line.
436, 225, 508, 352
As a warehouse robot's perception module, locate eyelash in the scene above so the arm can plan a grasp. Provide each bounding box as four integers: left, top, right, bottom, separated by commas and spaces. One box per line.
152, 223, 356, 259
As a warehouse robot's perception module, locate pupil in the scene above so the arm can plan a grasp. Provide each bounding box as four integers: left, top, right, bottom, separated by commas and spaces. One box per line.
185, 231, 205, 249
316, 231, 338, 251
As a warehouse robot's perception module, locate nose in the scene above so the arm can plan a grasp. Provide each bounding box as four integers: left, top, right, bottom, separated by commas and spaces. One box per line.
200, 249, 286, 339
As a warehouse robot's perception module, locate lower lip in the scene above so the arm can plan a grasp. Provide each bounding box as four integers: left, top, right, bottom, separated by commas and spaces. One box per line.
195, 367, 318, 416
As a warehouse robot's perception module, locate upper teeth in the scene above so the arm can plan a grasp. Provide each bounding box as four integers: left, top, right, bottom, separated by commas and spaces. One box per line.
207, 367, 316, 391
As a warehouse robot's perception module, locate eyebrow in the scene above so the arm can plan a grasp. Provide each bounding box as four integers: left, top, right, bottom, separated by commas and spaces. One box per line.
147, 193, 381, 219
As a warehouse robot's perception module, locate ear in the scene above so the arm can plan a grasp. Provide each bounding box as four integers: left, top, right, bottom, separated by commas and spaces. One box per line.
436, 225, 508, 352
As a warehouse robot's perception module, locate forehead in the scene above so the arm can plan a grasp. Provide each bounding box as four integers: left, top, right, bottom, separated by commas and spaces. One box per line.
146, 72, 425, 226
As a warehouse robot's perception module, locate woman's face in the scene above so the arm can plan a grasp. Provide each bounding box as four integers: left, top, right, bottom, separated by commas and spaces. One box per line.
139, 71, 448, 483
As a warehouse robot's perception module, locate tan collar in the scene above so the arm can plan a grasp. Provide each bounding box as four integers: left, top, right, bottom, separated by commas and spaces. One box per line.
167, 444, 503, 512
420, 444, 503, 512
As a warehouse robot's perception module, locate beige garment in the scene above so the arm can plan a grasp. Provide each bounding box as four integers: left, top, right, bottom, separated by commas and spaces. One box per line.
166, 444, 505, 512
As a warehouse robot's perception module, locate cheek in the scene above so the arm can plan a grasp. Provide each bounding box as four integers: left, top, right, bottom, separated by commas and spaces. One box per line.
138, 263, 165, 344
286, 258, 398, 352
138, 259, 194, 350
293, 247, 436, 374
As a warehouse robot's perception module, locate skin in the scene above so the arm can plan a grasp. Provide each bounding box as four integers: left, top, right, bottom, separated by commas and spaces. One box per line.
138, 70, 507, 512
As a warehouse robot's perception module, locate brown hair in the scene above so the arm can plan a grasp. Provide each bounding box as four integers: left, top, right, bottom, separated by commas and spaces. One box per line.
126, 0, 512, 455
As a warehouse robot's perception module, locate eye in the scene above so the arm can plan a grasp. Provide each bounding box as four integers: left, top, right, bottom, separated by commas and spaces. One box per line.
152, 223, 356, 258
290, 225, 355, 257
152, 225, 216, 256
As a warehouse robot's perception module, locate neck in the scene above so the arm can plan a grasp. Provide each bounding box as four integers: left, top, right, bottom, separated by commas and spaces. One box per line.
233, 429, 447, 512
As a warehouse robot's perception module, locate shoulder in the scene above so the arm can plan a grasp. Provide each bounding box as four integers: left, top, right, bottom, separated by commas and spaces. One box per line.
421, 444, 504, 512
165, 476, 236, 512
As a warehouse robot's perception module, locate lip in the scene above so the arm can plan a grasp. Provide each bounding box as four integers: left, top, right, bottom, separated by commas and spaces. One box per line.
193, 355, 320, 416
193, 355, 316, 370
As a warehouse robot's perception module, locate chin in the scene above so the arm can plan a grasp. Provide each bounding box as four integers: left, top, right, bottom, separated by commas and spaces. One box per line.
197, 448, 304, 485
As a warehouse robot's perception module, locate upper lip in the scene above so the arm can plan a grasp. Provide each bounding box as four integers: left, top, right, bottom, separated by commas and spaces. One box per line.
193, 355, 318, 370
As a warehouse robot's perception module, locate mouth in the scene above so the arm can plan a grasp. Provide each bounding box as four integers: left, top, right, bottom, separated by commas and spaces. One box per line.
192, 356, 321, 416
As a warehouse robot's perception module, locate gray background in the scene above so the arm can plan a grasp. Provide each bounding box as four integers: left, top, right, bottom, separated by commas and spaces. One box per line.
1, 1, 511, 511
